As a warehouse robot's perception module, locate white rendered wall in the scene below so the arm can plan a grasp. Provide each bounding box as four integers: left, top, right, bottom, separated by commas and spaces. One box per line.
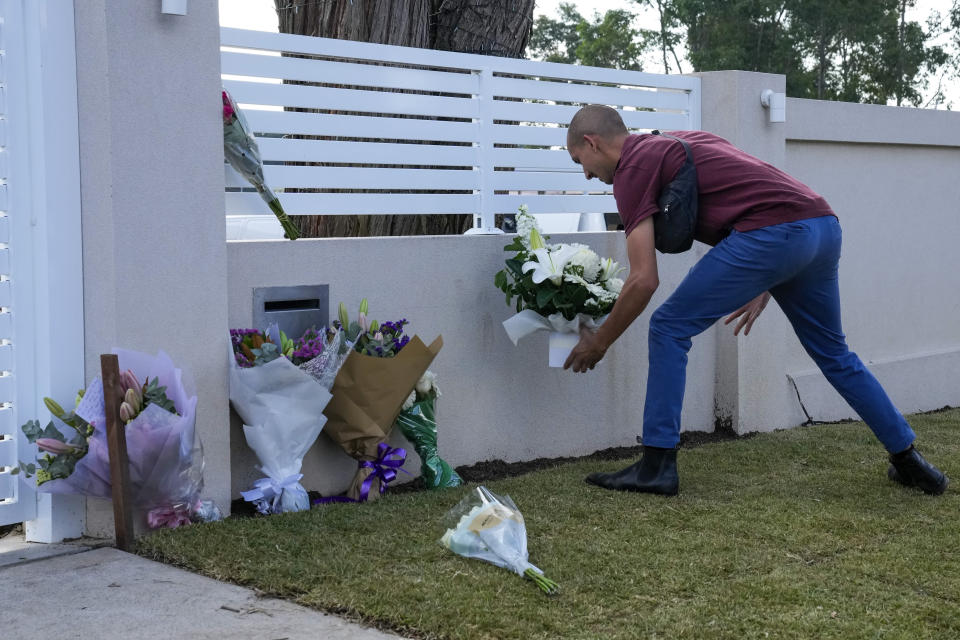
226, 233, 717, 496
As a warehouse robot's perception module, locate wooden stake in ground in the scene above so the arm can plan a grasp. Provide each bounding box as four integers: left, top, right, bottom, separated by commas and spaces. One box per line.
101, 354, 134, 551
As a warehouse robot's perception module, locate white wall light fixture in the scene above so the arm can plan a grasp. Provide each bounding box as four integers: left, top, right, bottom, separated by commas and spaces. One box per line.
161, 0, 188, 16
760, 89, 786, 123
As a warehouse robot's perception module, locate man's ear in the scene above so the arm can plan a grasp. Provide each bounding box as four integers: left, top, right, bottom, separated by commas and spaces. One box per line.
581, 134, 601, 152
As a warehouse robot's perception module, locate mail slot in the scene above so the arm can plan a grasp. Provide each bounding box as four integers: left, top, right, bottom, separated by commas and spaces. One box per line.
252, 285, 328, 340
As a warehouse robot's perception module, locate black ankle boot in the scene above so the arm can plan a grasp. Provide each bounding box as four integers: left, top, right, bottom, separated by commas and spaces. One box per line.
888, 446, 948, 495
585, 446, 679, 495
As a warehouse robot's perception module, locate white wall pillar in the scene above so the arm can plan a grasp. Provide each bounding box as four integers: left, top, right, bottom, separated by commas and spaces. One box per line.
73, 1, 230, 536
694, 71, 807, 435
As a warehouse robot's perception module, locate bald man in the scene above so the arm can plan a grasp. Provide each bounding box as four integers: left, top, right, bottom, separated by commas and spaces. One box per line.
563, 104, 947, 497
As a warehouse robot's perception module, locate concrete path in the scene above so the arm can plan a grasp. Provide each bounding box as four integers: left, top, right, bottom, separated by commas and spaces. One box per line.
1, 536, 400, 639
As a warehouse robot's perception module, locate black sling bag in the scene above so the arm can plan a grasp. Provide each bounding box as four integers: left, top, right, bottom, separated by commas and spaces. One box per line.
651, 130, 698, 254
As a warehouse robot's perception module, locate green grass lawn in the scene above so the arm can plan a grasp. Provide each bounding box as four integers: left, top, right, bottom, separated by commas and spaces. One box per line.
139, 409, 960, 639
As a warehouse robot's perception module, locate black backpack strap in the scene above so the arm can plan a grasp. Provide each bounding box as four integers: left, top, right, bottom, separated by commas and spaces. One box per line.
651, 130, 694, 164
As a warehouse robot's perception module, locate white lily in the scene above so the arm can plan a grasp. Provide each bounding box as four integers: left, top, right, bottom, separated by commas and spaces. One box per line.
522, 244, 582, 285
599, 257, 624, 282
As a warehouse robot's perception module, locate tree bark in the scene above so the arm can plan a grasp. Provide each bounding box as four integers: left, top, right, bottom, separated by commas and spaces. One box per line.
274, 0, 534, 238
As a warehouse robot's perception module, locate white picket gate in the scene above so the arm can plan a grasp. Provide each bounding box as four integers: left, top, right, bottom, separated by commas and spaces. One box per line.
220, 27, 700, 236
0, 0, 84, 539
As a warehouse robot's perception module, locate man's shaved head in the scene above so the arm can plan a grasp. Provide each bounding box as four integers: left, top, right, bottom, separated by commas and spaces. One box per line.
567, 105, 628, 148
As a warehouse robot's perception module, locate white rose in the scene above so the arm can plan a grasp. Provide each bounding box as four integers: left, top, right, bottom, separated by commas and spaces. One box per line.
416, 370, 439, 398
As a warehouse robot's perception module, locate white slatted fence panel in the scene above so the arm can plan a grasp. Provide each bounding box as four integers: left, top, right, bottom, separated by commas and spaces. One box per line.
220, 27, 700, 231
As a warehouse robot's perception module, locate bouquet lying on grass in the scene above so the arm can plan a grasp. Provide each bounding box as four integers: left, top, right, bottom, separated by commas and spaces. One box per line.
440, 486, 558, 595
495, 206, 624, 366
318, 300, 443, 503
229, 324, 347, 515
15, 349, 220, 529
397, 370, 462, 489
222, 87, 299, 240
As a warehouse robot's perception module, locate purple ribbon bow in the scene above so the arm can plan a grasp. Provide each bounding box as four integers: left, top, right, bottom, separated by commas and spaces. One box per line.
314, 443, 409, 505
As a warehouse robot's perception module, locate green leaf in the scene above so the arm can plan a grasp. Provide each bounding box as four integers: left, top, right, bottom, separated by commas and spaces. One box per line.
21, 419, 43, 442
536, 286, 558, 308
494, 270, 507, 289
40, 421, 64, 441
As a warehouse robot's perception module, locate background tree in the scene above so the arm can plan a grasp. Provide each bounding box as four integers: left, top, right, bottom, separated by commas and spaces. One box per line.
274, 0, 535, 238
528, 3, 653, 70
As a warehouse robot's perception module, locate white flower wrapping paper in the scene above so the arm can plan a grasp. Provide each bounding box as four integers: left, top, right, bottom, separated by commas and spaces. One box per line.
228, 347, 333, 513
439, 486, 543, 577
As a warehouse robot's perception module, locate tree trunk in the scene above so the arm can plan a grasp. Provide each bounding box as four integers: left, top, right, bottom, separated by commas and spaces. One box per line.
274, 0, 534, 238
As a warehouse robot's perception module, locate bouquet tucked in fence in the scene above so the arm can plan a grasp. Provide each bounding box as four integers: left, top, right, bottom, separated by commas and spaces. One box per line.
14, 349, 220, 529
495, 206, 623, 366
440, 486, 558, 595
396, 370, 462, 490
318, 300, 442, 503
229, 324, 347, 515
222, 87, 299, 240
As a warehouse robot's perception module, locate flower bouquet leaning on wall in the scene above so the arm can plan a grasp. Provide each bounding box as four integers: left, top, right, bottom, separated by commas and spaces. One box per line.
440, 486, 558, 595
229, 324, 348, 515
318, 300, 443, 503
495, 206, 624, 366
222, 87, 299, 240
396, 371, 462, 489
14, 349, 221, 529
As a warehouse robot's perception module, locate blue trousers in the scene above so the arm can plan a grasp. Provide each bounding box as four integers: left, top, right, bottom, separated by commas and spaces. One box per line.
642, 215, 915, 453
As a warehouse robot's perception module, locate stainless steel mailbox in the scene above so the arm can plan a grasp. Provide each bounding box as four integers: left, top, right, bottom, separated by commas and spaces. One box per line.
252, 285, 328, 339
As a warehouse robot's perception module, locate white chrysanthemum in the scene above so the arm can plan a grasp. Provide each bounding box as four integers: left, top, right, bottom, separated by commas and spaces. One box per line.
605, 277, 624, 296
402, 390, 417, 410
585, 281, 617, 302
567, 247, 601, 282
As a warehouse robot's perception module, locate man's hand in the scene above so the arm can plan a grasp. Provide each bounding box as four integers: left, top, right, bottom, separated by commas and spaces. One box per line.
724, 292, 771, 336
563, 325, 607, 373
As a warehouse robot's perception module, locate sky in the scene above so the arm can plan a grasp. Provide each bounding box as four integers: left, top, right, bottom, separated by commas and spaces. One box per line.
219, 0, 957, 108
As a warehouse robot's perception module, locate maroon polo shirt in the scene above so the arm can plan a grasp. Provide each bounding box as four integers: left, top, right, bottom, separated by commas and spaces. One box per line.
613, 131, 836, 246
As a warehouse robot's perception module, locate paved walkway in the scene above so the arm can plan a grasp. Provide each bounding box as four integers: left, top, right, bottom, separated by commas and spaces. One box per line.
1, 534, 400, 640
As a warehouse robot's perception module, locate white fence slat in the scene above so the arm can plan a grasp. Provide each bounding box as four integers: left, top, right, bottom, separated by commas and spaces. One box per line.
0, 249, 8, 275
492, 147, 580, 169
492, 171, 603, 192
221, 51, 479, 95
490, 76, 691, 111
0, 344, 11, 371
0, 280, 9, 307
223, 80, 479, 119
254, 139, 479, 166
0, 374, 12, 403
225, 192, 479, 216
242, 110, 480, 142
491, 100, 690, 128
0, 407, 13, 433
490, 124, 565, 147
494, 194, 618, 214
257, 166, 479, 190
0, 312, 11, 336
0, 217, 7, 242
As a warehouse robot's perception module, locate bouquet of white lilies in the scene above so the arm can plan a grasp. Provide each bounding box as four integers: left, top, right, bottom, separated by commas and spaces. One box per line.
440, 486, 558, 595
495, 206, 623, 366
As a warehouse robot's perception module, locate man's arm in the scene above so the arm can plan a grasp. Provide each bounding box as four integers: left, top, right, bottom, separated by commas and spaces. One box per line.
564, 216, 659, 372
